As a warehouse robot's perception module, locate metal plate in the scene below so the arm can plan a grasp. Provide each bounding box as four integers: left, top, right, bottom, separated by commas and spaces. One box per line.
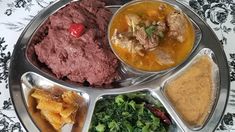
9, 0, 230, 132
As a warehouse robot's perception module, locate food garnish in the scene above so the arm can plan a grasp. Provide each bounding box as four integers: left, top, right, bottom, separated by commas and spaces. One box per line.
144, 104, 171, 125
90, 93, 170, 132
31, 88, 80, 131
69, 23, 85, 38
145, 25, 156, 38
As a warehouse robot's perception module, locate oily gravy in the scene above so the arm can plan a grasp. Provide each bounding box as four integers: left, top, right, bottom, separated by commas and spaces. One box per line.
110, 1, 195, 71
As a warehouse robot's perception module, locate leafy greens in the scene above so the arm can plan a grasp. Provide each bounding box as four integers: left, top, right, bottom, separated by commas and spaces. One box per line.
89, 93, 170, 132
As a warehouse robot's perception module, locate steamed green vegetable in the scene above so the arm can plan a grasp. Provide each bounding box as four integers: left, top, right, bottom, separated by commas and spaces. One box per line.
89, 93, 170, 132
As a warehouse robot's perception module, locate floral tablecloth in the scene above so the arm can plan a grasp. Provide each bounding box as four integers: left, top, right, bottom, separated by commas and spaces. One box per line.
0, 0, 234, 131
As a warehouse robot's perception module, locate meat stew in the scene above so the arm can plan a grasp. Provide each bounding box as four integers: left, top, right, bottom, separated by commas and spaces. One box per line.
109, 1, 195, 71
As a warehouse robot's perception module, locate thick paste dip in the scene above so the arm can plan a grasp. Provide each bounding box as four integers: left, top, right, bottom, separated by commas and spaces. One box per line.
165, 55, 215, 126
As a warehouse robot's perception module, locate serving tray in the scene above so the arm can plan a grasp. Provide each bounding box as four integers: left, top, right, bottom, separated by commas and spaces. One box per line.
9, 0, 230, 132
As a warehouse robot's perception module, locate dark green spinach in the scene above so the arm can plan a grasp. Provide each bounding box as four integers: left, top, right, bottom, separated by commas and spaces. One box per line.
89, 93, 169, 132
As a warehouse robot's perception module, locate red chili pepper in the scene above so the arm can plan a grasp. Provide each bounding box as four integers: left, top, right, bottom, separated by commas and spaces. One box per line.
144, 103, 171, 125
69, 23, 85, 38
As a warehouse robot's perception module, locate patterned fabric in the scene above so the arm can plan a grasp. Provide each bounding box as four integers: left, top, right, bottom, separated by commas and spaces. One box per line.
0, 0, 234, 131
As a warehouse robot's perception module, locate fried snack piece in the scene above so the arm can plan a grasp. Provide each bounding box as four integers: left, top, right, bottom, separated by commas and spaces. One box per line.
31, 89, 79, 131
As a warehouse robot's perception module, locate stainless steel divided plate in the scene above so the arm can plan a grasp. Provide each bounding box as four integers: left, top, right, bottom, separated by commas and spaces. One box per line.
9, 0, 230, 132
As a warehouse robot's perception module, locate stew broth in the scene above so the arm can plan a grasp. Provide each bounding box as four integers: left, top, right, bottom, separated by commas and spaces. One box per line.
110, 1, 195, 71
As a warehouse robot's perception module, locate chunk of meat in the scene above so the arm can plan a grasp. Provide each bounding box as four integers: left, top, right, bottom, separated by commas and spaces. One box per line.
134, 27, 159, 50
157, 21, 166, 33
111, 29, 145, 56
166, 11, 187, 43
155, 48, 174, 65
111, 30, 132, 47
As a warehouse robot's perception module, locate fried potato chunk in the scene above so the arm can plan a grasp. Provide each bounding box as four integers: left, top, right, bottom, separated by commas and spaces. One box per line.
31, 89, 80, 131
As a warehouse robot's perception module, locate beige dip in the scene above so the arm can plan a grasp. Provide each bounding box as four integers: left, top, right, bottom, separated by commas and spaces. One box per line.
165, 55, 215, 126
